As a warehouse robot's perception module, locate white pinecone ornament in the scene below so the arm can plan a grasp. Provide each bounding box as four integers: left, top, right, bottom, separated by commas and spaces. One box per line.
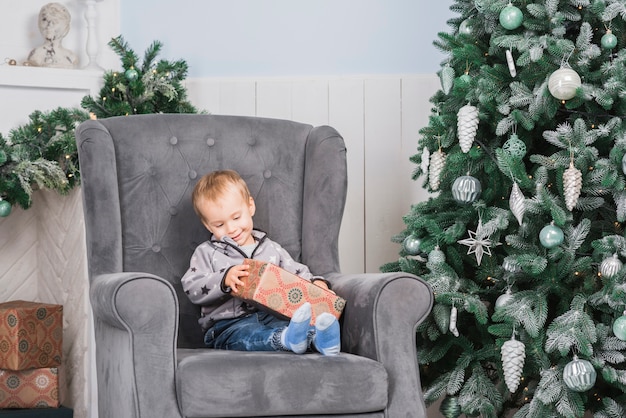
429, 149, 446, 190
563, 162, 582, 211
457, 104, 479, 153
501, 335, 525, 392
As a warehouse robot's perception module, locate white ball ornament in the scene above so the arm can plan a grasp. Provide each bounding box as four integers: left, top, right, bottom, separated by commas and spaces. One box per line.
613, 313, 626, 341
499, 4, 524, 30
539, 223, 564, 249
495, 289, 513, 310
459, 19, 473, 35
403, 235, 422, 255
548, 67, 582, 100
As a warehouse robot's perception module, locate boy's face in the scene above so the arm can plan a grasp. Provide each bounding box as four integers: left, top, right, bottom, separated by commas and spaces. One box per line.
197, 186, 256, 247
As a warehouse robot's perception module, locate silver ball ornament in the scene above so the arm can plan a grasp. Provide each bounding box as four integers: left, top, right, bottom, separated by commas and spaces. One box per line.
495, 289, 513, 310
600, 254, 622, 278
459, 19, 473, 35
539, 224, 564, 249
452, 175, 482, 204
563, 356, 596, 392
403, 235, 422, 255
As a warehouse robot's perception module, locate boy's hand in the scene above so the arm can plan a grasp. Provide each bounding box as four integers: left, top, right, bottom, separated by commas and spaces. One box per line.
225, 264, 250, 293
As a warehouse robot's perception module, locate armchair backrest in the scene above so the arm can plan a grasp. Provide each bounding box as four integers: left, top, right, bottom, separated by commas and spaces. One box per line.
76, 114, 347, 347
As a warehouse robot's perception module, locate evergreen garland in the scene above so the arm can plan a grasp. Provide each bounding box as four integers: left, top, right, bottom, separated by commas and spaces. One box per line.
0, 36, 199, 216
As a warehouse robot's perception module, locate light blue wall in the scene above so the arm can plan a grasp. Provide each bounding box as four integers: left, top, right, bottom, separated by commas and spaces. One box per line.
121, 1, 455, 77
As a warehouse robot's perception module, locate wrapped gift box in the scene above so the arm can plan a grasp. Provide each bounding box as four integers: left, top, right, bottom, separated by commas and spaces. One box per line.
239, 259, 346, 324
0, 367, 59, 408
0, 301, 63, 371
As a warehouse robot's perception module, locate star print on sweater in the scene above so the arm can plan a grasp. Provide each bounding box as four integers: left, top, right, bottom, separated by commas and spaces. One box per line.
201, 285, 210, 295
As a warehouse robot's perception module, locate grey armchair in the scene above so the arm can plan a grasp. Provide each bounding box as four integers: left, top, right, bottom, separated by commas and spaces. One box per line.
76, 114, 433, 418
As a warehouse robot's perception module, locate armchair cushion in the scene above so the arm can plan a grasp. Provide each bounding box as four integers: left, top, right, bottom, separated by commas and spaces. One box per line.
176, 350, 388, 417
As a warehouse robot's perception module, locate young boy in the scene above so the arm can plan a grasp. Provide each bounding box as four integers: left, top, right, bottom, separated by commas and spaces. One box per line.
181, 169, 340, 355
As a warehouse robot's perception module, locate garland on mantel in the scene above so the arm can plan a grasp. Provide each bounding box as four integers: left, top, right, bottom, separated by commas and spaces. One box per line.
0, 36, 199, 217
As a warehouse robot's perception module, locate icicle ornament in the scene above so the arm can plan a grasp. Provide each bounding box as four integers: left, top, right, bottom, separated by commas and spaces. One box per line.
449, 305, 460, 337
509, 182, 525, 225
506, 49, 516, 77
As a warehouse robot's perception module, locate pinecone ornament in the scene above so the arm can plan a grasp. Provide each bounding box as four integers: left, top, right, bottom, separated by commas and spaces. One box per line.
563, 162, 582, 211
501, 335, 525, 392
429, 149, 446, 190
457, 104, 479, 153
441, 64, 455, 94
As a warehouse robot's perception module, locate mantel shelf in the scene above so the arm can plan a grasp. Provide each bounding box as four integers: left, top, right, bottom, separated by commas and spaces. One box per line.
0, 65, 104, 92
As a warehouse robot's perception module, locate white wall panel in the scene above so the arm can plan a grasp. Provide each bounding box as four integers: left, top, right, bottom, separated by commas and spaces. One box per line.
292, 79, 329, 127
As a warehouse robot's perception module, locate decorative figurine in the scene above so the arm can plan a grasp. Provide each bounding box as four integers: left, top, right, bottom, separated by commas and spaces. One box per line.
27, 3, 78, 68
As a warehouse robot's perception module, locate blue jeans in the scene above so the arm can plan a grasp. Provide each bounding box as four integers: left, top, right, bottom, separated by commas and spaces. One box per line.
204, 311, 289, 351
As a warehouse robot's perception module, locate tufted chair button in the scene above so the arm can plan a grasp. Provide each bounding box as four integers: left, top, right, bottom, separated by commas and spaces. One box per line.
206, 138, 215, 146
189, 170, 197, 179
263, 170, 272, 179
169, 136, 178, 145
169, 206, 178, 216
248, 137, 257, 146
151, 244, 161, 253
149, 168, 157, 177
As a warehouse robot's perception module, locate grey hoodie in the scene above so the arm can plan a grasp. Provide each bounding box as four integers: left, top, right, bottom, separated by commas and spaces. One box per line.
181, 229, 322, 330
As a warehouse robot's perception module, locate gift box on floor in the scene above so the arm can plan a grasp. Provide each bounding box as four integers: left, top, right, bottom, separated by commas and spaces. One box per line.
0, 367, 59, 408
239, 259, 346, 324
0, 301, 63, 371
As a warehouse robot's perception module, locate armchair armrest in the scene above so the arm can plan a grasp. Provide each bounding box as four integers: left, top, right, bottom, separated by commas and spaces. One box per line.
326, 271, 433, 418
90, 272, 183, 418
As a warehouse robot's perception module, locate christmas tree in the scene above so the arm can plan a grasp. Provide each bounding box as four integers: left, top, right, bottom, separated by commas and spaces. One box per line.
382, 1, 626, 416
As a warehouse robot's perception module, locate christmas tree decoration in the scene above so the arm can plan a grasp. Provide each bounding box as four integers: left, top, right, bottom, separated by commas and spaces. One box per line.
539, 223, 564, 249
600, 253, 622, 278
403, 234, 422, 255
0, 199, 11, 217
124, 67, 139, 81
563, 162, 582, 211
439, 396, 462, 418
495, 288, 513, 310
449, 305, 460, 337
502, 258, 521, 273
499, 3, 523, 30
612, 313, 626, 341
459, 19, 472, 36
459, 72, 472, 84
505, 49, 516, 77
563, 355, 596, 392
420, 147, 430, 174
601, 29, 618, 50
509, 182, 526, 225
457, 104, 479, 153
501, 334, 525, 392
622, 153, 626, 175
441, 64, 455, 94
457, 219, 495, 265
428, 246, 446, 264
502, 133, 526, 159
548, 67, 582, 100
452, 174, 482, 204
428, 148, 446, 191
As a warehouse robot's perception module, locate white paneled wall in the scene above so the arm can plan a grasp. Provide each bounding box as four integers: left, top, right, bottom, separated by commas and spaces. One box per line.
185, 74, 439, 273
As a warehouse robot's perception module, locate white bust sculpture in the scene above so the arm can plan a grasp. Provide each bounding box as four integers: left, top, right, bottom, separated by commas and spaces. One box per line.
27, 2, 78, 68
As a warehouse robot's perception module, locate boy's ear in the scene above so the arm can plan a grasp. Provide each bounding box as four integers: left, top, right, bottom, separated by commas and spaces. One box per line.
249, 197, 256, 216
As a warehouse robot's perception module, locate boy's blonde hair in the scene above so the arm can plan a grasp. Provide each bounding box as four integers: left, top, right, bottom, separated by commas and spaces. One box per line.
192, 170, 251, 220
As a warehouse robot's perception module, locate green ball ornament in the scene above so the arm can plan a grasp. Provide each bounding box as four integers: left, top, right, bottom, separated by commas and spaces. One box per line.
502, 134, 527, 159
459, 73, 471, 84
563, 356, 596, 392
0, 200, 11, 217
440, 396, 462, 418
499, 4, 523, 30
125, 68, 139, 81
452, 175, 482, 205
601, 30, 618, 49
539, 224, 564, 249
613, 315, 626, 341
403, 235, 422, 256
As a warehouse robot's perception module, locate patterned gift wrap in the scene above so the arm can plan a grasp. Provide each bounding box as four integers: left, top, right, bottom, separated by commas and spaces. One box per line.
0, 301, 63, 371
0, 367, 59, 408
239, 259, 346, 324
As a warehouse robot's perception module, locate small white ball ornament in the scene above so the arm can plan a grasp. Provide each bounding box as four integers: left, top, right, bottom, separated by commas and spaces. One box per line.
548, 67, 582, 100
600, 253, 623, 278
403, 235, 422, 255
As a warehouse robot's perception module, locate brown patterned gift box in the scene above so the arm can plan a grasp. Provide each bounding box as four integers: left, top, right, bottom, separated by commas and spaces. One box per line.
0, 367, 60, 408
239, 259, 346, 324
0, 301, 63, 371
